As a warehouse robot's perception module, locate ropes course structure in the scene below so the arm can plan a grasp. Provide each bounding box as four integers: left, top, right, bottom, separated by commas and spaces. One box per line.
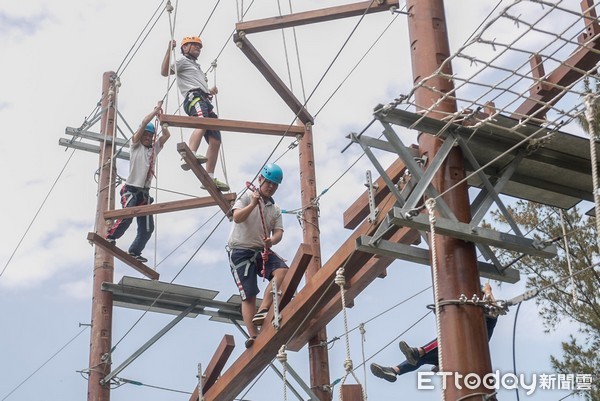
6, 1, 600, 401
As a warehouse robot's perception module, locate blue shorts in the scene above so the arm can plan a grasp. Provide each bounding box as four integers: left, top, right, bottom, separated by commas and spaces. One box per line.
229, 248, 287, 300
184, 89, 221, 142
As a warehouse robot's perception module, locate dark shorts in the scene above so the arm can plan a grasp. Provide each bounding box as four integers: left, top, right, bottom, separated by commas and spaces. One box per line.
183, 89, 221, 142
229, 248, 288, 300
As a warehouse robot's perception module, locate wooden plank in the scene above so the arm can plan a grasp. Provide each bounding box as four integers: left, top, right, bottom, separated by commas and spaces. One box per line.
233, 32, 314, 125
160, 114, 304, 136
177, 142, 234, 218
341, 384, 363, 401
236, 0, 400, 34
87, 232, 159, 280
189, 335, 236, 401
104, 194, 237, 220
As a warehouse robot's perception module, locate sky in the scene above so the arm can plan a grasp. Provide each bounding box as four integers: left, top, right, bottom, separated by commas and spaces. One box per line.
0, 1, 592, 401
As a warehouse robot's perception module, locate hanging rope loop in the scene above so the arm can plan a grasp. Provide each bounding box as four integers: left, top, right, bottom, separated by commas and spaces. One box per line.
335, 267, 346, 287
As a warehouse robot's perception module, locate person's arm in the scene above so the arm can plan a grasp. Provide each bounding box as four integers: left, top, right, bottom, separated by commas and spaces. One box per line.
161, 40, 176, 77
232, 192, 260, 223
264, 228, 283, 248
133, 101, 164, 144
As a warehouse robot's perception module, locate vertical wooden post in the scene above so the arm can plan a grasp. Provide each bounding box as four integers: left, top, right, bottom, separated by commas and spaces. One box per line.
340, 384, 363, 401
405, 1, 493, 399
298, 123, 331, 401
87, 71, 118, 401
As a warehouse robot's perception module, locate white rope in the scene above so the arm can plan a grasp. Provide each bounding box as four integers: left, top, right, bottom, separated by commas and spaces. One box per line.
584, 93, 600, 253
425, 198, 445, 401
276, 0, 293, 91
334, 267, 364, 401
211, 60, 230, 188
276, 345, 289, 401
359, 323, 368, 401
165, 0, 186, 144
558, 209, 578, 305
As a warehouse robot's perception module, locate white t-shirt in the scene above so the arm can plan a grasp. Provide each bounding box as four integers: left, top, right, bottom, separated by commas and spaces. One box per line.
228, 192, 284, 249
174, 56, 209, 96
125, 141, 163, 188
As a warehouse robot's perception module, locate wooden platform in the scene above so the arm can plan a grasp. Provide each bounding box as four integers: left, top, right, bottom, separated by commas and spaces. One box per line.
87, 232, 159, 280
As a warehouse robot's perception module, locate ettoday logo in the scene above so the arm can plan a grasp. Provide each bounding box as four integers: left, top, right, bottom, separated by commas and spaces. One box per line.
417, 371, 593, 395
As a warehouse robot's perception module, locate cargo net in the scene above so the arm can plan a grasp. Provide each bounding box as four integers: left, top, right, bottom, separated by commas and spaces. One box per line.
388, 0, 600, 139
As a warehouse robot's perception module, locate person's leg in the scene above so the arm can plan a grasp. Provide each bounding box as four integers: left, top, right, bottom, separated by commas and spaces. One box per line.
129, 214, 154, 257
188, 129, 205, 154
258, 267, 287, 311
241, 297, 259, 338
204, 135, 221, 175
107, 186, 135, 241
229, 249, 261, 346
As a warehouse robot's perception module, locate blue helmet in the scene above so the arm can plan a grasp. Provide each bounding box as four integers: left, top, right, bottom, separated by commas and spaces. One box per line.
144, 122, 156, 135
261, 163, 283, 184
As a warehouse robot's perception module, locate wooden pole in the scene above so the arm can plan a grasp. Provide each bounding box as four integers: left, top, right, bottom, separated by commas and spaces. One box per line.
405, 1, 493, 399
298, 123, 331, 401
87, 71, 118, 401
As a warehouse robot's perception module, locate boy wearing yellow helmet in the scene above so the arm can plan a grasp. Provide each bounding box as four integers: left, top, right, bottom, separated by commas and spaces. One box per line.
161, 36, 229, 191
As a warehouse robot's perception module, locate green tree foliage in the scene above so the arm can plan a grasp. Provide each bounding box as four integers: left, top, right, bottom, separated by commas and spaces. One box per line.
491, 201, 599, 400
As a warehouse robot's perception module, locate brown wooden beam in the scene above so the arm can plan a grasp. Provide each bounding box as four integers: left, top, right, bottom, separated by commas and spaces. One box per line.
87, 232, 159, 280
341, 384, 363, 401
104, 194, 237, 220
189, 335, 236, 401
160, 115, 304, 136
233, 32, 314, 125
202, 249, 374, 401
512, 0, 600, 119
279, 244, 314, 310
236, 0, 400, 34
177, 142, 235, 218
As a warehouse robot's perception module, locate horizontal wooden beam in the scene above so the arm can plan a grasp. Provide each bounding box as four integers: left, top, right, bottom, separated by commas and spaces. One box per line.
159, 114, 304, 136
233, 32, 314, 125
104, 194, 237, 220
87, 232, 159, 280
236, 0, 400, 34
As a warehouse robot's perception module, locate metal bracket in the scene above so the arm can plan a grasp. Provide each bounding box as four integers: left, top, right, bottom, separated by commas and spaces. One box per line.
365, 170, 379, 223
272, 278, 282, 330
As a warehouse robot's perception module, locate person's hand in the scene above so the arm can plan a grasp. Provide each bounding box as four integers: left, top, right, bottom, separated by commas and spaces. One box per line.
263, 236, 273, 249
169, 40, 176, 49
210, 86, 218, 95
482, 282, 493, 298
153, 101, 163, 117
249, 190, 260, 206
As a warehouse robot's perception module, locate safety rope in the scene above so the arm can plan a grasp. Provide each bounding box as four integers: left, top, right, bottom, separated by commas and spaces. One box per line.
584, 94, 600, 252
334, 267, 365, 401
276, 345, 289, 401
425, 197, 445, 401
558, 209, 578, 305
359, 323, 368, 401
211, 59, 230, 189
246, 182, 270, 278
164, 0, 186, 144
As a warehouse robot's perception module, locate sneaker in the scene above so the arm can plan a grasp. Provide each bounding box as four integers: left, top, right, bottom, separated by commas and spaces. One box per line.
370, 363, 397, 383
181, 154, 208, 171
251, 309, 269, 326
128, 252, 148, 263
245, 336, 256, 349
399, 341, 420, 365
201, 178, 230, 192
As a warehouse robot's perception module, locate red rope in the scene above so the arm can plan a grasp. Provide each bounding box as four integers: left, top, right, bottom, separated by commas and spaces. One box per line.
246, 182, 270, 278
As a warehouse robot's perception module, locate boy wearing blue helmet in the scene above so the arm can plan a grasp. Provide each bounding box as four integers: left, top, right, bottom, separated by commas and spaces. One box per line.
227, 163, 287, 348
106, 101, 171, 263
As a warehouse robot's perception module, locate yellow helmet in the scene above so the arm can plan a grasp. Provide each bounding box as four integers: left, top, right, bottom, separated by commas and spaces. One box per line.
181, 36, 202, 48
